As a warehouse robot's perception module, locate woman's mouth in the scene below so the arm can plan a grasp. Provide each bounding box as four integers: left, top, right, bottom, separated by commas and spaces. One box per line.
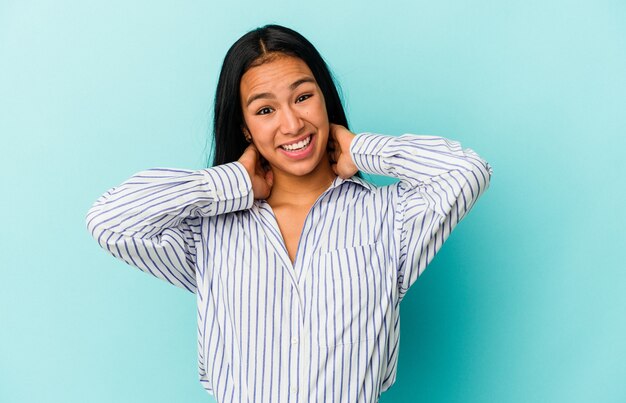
280, 134, 312, 151
278, 134, 315, 159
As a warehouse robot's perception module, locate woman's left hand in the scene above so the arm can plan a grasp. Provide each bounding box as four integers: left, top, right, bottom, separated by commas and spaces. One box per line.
329, 123, 358, 179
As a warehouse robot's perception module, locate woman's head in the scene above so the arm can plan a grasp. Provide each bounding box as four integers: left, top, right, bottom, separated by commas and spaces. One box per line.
210, 24, 348, 170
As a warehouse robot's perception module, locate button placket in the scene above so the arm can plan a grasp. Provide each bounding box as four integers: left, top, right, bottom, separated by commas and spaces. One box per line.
288, 292, 301, 401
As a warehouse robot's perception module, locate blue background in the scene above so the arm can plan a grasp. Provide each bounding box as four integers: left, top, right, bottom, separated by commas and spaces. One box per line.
1, 0, 625, 402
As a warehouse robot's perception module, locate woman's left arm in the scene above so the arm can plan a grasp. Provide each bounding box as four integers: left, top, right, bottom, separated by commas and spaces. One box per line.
332, 125, 493, 301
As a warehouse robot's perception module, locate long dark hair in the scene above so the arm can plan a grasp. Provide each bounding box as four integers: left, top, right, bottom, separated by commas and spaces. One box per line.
208, 24, 349, 167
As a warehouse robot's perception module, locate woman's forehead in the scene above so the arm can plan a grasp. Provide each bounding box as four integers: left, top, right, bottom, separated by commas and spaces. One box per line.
240, 56, 316, 97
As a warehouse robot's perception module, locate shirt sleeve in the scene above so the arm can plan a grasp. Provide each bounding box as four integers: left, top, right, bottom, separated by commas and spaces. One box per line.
85, 161, 253, 293
350, 132, 493, 301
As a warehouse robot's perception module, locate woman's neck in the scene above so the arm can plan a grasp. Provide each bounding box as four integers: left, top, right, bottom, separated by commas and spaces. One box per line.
266, 159, 336, 208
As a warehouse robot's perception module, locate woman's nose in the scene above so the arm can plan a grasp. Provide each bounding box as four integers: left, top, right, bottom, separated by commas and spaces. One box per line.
279, 106, 304, 135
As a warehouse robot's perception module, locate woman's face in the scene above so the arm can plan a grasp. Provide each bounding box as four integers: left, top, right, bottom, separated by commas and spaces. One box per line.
240, 55, 330, 178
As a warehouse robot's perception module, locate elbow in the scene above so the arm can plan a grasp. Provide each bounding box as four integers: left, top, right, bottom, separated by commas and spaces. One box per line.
476, 159, 493, 194
462, 148, 492, 196
85, 204, 100, 239
85, 189, 116, 240
85, 196, 110, 241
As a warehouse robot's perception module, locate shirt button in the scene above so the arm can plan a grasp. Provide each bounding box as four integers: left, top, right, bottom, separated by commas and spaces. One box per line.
291, 337, 298, 344
291, 386, 298, 394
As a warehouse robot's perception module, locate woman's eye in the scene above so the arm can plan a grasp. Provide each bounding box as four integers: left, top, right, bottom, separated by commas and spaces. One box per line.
257, 107, 273, 115
296, 94, 312, 103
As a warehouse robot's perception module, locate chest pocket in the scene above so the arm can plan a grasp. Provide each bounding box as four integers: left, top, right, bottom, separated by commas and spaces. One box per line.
309, 241, 390, 347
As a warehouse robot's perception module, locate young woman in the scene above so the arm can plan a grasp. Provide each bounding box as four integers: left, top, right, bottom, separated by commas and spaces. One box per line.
86, 24, 492, 403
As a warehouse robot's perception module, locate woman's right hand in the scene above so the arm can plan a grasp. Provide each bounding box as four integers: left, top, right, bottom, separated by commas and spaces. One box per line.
238, 144, 273, 200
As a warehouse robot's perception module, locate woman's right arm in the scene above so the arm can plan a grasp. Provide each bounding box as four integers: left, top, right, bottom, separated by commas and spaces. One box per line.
85, 161, 253, 293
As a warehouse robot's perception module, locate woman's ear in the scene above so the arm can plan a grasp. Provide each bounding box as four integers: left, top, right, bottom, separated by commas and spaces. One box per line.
242, 126, 252, 143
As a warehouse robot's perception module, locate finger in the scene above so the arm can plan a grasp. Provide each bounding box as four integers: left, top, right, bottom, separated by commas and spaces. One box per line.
330, 123, 345, 138
243, 143, 259, 160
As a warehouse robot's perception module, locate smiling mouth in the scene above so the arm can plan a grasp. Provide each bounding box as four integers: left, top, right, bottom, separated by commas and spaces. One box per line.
280, 134, 312, 152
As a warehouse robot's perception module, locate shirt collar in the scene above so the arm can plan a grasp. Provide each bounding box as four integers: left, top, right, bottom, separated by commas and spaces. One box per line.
254, 174, 376, 207
328, 174, 376, 192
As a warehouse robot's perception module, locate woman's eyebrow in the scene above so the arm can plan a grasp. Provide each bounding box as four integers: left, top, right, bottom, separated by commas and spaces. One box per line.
246, 92, 274, 107
246, 76, 316, 107
289, 76, 316, 90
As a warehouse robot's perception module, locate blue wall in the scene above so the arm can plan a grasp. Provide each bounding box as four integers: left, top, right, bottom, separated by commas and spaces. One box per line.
1, 0, 625, 402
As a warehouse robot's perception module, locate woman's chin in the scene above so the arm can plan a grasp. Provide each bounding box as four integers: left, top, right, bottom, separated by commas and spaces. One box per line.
272, 154, 332, 179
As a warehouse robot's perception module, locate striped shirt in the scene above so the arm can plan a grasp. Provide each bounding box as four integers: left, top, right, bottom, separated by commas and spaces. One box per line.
86, 132, 492, 402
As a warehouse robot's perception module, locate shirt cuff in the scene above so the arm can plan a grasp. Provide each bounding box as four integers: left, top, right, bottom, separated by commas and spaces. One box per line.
200, 161, 254, 212
349, 132, 396, 176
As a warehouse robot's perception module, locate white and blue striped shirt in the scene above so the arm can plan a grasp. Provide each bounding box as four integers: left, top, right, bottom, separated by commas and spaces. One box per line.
86, 132, 492, 402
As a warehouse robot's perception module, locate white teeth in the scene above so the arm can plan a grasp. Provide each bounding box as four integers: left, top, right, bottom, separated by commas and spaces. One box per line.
281, 135, 311, 151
